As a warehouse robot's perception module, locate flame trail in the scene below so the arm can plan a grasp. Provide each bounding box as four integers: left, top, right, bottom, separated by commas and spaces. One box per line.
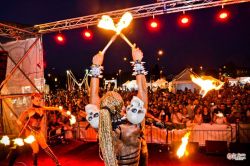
177, 132, 190, 158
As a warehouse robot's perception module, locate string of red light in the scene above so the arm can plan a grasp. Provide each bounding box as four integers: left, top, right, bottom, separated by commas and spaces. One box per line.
55, 8, 231, 44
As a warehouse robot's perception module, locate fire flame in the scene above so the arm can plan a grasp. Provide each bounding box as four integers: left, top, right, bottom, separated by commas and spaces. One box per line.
0, 135, 10, 145
69, 115, 76, 125
98, 15, 116, 31
66, 111, 71, 116
59, 106, 63, 111
177, 132, 190, 158
98, 12, 133, 34
116, 12, 133, 33
190, 75, 224, 97
13, 138, 24, 146
24, 135, 35, 144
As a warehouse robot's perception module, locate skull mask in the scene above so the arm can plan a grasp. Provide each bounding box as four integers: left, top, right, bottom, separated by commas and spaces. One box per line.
126, 96, 146, 124
85, 104, 100, 129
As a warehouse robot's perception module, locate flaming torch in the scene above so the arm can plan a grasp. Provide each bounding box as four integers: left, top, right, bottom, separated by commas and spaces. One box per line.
190, 75, 224, 98
13, 138, 24, 146
98, 12, 133, 53
24, 135, 35, 144
65, 111, 76, 125
177, 132, 190, 158
0, 135, 10, 145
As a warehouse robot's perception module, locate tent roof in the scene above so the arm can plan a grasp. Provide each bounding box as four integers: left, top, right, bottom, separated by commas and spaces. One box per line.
173, 68, 199, 81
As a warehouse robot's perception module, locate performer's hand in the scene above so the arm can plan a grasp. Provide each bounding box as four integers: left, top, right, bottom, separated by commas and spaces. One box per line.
92, 51, 104, 65
132, 47, 143, 62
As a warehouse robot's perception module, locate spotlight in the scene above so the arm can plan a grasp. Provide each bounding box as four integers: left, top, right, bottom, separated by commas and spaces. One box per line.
178, 14, 191, 27
55, 33, 65, 43
217, 9, 230, 21
82, 29, 93, 40
148, 18, 160, 31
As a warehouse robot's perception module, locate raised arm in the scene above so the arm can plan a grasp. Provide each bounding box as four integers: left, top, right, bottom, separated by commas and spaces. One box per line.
132, 48, 148, 109
89, 52, 104, 107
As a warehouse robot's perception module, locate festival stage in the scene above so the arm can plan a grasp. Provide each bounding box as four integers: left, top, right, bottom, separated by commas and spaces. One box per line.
1, 141, 248, 166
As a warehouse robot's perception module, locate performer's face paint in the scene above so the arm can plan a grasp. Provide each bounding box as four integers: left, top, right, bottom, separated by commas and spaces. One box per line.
85, 104, 100, 129
126, 96, 146, 124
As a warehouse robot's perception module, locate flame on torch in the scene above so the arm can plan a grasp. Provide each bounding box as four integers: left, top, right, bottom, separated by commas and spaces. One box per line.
98, 12, 134, 53
0, 135, 10, 145
24, 135, 35, 144
177, 132, 190, 158
190, 75, 224, 98
69, 115, 76, 125
13, 138, 24, 146
116, 12, 133, 34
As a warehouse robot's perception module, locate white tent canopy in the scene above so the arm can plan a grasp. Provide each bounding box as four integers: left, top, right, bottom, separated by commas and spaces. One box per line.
170, 68, 200, 93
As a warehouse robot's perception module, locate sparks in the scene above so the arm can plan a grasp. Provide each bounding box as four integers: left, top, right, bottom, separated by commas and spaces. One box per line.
69, 115, 76, 125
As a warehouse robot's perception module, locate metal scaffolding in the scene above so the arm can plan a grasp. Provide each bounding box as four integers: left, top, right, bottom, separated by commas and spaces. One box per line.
0, 23, 38, 40
35, 0, 250, 34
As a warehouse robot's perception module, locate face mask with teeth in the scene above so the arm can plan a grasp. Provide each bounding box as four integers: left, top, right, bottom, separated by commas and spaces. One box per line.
126, 96, 146, 124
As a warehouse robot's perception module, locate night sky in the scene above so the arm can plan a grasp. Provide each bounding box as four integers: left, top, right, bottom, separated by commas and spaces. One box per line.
1, 0, 250, 77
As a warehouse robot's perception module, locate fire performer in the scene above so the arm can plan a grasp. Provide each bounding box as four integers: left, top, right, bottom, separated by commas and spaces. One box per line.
86, 47, 148, 166
9, 93, 65, 166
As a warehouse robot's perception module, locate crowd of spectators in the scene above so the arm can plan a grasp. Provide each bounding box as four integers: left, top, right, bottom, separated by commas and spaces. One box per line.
44, 82, 250, 143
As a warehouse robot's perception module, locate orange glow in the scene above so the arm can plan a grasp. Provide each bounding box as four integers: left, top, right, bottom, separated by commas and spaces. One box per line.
177, 132, 190, 158
191, 75, 224, 97
98, 12, 133, 34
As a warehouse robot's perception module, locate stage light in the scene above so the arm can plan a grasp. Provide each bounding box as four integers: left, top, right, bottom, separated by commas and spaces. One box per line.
148, 18, 160, 31
178, 14, 191, 27
82, 29, 93, 40
55, 33, 65, 43
217, 9, 230, 21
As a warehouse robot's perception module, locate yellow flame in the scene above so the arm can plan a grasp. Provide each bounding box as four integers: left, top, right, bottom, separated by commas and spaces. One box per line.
190, 75, 224, 97
0, 135, 10, 145
98, 15, 116, 31
116, 12, 133, 34
98, 12, 133, 34
59, 106, 63, 111
66, 111, 71, 116
13, 138, 24, 146
24, 135, 35, 144
177, 132, 190, 158
69, 115, 76, 125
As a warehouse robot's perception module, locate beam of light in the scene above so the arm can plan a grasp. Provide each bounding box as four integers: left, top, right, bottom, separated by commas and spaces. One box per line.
177, 132, 190, 158
24, 135, 35, 144
69, 115, 76, 125
0, 135, 10, 145
13, 138, 24, 146
190, 75, 224, 98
